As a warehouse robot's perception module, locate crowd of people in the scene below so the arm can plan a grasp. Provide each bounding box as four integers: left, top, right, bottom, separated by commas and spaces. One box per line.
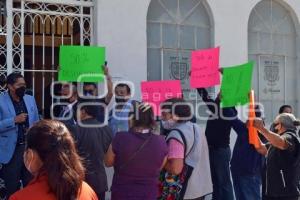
0, 70, 300, 200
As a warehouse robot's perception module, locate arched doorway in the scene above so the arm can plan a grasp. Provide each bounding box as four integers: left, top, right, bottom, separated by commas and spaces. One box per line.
248, 0, 298, 122
147, 0, 214, 116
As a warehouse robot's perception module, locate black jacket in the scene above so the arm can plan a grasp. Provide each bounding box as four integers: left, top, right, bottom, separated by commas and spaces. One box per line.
263, 130, 300, 198
68, 118, 113, 194
197, 88, 237, 148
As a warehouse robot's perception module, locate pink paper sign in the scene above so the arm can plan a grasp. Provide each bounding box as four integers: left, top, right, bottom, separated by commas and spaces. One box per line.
190, 47, 220, 88
141, 80, 182, 116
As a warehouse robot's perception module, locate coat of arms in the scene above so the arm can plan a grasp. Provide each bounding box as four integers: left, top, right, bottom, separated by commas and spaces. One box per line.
264, 64, 279, 86
170, 62, 188, 80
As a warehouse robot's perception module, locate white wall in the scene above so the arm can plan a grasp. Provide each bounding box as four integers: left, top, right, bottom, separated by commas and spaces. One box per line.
95, 0, 300, 113
96, 0, 151, 100
95, 2, 300, 198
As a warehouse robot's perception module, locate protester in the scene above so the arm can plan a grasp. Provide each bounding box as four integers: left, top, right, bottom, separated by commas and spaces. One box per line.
82, 82, 108, 123
270, 105, 293, 132
197, 88, 236, 200
57, 83, 78, 126
158, 98, 212, 200
9, 120, 98, 200
230, 106, 265, 200
104, 101, 168, 200
109, 83, 136, 136
253, 113, 300, 200
0, 72, 39, 199
69, 99, 113, 200
81, 66, 114, 124
83, 82, 98, 97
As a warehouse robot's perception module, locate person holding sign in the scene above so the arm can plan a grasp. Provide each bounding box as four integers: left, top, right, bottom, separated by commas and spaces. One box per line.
196, 86, 236, 200
80, 64, 114, 124
230, 105, 265, 200
253, 113, 300, 200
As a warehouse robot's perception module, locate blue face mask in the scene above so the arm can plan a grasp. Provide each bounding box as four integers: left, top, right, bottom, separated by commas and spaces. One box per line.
161, 119, 176, 130
84, 90, 94, 96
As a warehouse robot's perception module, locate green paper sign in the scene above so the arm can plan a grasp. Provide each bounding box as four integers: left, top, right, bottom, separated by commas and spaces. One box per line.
221, 61, 254, 108
58, 45, 105, 82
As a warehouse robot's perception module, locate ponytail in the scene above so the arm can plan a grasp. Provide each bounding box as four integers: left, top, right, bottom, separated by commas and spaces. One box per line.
26, 120, 85, 200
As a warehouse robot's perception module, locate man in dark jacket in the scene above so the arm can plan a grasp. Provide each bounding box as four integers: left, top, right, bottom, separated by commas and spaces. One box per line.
68, 100, 113, 200
81, 65, 114, 124
197, 88, 236, 200
253, 113, 300, 200
230, 106, 265, 200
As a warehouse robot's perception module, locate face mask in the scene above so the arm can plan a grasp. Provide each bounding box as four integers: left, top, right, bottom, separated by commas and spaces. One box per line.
274, 126, 280, 134
16, 86, 26, 99
84, 90, 94, 96
24, 150, 34, 174
116, 97, 127, 103
273, 122, 280, 134
161, 119, 176, 130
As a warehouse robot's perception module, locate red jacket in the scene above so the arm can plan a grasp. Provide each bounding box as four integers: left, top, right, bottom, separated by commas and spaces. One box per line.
9, 175, 98, 200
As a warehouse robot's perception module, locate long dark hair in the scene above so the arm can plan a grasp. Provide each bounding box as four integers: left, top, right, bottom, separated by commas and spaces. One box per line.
161, 98, 192, 122
26, 120, 85, 200
129, 101, 156, 130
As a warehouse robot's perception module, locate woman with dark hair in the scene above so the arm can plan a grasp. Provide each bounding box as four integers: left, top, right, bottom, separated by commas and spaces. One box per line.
9, 120, 98, 200
158, 98, 212, 200
104, 101, 168, 200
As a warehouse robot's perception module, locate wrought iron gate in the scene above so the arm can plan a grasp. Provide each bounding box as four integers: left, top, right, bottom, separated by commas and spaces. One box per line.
0, 0, 94, 117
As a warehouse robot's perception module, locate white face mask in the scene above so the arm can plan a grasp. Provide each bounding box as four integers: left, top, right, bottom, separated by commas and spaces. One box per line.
161, 119, 176, 130
24, 150, 34, 174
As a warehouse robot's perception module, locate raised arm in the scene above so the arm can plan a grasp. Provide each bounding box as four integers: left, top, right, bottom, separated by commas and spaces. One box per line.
231, 117, 247, 136
253, 118, 289, 150
103, 65, 113, 104
197, 88, 217, 114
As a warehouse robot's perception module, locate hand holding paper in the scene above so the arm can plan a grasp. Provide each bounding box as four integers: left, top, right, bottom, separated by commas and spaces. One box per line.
252, 118, 265, 131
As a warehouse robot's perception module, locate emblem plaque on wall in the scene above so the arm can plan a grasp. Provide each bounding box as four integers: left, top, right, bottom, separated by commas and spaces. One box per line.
259, 55, 284, 100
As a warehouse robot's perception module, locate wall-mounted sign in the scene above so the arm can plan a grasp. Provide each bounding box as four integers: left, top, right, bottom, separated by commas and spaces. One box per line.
259, 55, 284, 101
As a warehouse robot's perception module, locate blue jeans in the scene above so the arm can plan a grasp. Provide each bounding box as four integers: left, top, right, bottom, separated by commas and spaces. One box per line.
232, 173, 261, 200
209, 147, 234, 200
